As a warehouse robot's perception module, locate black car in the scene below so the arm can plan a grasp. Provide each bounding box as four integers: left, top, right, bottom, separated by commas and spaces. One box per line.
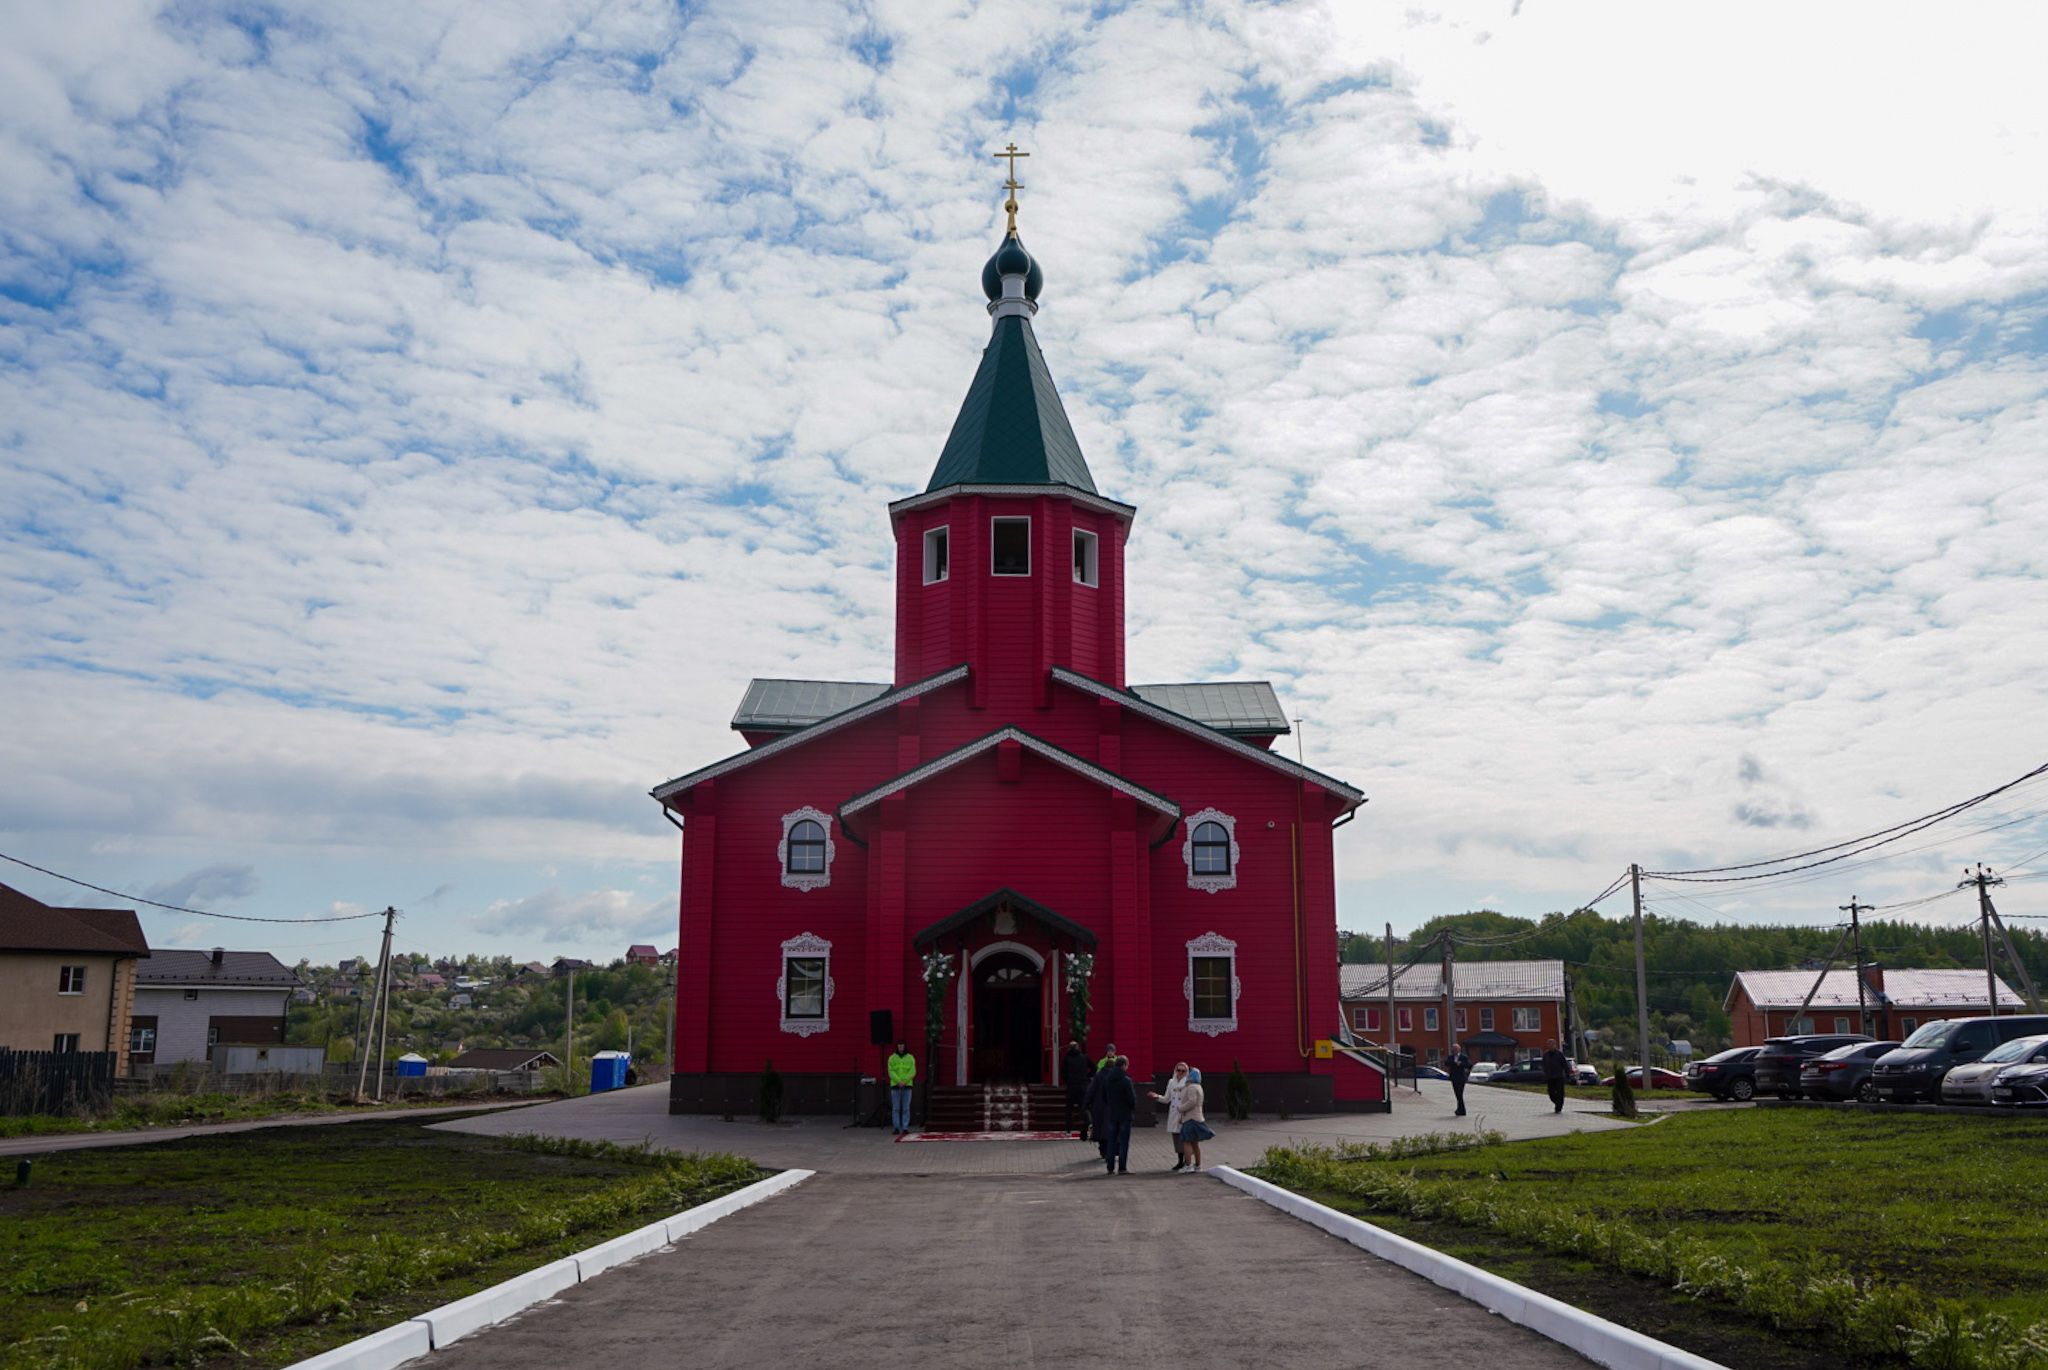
1482, 1061, 1559, 1086
1684, 1046, 1761, 1100
1871, 1014, 2048, 1103
1753, 1034, 1874, 1099
1796, 1040, 1902, 1102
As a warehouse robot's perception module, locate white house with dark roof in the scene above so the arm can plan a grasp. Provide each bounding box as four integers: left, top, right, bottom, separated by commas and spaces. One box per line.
131, 948, 302, 1065
1726, 966, 2025, 1046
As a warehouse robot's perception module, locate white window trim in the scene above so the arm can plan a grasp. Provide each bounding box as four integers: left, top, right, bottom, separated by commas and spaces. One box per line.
58, 965, 85, 995
1183, 808, 1240, 893
1512, 1006, 1541, 1032
990, 516, 1031, 576
778, 806, 836, 892
1184, 932, 1241, 1036
777, 932, 835, 1037
923, 525, 950, 584
1072, 528, 1098, 586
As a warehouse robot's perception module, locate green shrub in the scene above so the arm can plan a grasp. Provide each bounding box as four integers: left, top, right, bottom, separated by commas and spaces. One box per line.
756, 1059, 784, 1124
1225, 1059, 1253, 1120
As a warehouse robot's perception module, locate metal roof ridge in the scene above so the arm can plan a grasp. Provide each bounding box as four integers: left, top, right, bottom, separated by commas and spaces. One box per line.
652, 665, 971, 802
1051, 667, 1365, 806
836, 724, 1181, 828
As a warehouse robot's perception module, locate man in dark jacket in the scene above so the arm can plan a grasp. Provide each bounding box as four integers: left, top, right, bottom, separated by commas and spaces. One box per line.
1541, 1039, 1569, 1114
1445, 1045, 1473, 1116
1060, 1042, 1092, 1137
1083, 1068, 1108, 1160
1099, 1055, 1138, 1174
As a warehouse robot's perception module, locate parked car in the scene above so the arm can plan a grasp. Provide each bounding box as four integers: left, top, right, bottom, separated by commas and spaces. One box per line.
1941, 1034, 2048, 1106
1798, 1040, 1903, 1102
1573, 1065, 1601, 1086
1990, 1056, 2048, 1107
1686, 1046, 1762, 1100
1600, 1067, 1687, 1089
1481, 1061, 1551, 1086
1753, 1034, 1874, 1099
1872, 1015, 2048, 1103
1413, 1064, 1450, 1081
1466, 1063, 1499, 1083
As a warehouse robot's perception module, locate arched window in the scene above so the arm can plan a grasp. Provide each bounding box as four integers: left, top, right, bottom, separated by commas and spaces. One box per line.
778, 807, 836, 891
786, 820, 826, 874
1182, 808, 1240, 893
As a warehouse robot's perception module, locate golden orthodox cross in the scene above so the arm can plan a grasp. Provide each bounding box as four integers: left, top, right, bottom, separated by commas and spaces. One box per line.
992, 142, 1029, 232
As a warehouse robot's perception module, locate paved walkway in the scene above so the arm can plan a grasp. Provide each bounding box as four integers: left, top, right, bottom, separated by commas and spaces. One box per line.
0, 1098, 546, 1157
425, 1170, 1599, 1370
431, 1078, 1631, 1174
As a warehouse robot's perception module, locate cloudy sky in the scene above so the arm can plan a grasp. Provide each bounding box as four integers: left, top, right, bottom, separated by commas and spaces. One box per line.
5, 0, 2047, 964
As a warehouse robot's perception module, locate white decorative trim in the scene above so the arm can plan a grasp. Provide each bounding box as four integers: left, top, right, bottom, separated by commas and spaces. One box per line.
777, 932, 835, 1037
970, 941, 1046, 970
777, 807, 835, 892
1183, 808, 1240, 893
1184, 932, 1241, 1037
888, 484, 1137, 525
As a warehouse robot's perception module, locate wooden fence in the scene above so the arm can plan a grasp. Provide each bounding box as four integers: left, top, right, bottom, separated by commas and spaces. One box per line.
0, 1049, 119, 1116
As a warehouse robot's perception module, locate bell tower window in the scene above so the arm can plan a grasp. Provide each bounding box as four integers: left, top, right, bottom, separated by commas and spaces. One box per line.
991, 518, 1031, 576
923, 526, 949, 583
1073, 529, 1098, 586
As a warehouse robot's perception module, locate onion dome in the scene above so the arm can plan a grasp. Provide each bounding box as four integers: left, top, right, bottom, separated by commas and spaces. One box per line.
980, 232, 1044, 302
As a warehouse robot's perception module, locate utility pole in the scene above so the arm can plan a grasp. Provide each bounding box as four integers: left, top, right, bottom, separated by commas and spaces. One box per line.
1631, 864, 1651, 1087
1442, 936, 1456, 1065
1841, 896, 1875, 1035
355, 906, 396, 1100
1986, 894, 2044, 1014
372, 910, 396, 1100
1962, 865, 2010, 1016
1385, 923, 1399, 1094
564, 968, 577, 1092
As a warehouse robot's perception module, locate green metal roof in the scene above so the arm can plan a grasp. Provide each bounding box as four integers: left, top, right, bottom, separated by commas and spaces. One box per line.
925, 315, 1097, 493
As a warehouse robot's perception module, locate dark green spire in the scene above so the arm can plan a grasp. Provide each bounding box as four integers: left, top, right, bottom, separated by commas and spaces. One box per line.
925, 313, 1097, 493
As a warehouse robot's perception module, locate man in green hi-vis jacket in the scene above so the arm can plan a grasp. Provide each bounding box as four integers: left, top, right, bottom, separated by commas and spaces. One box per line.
887, 1042, 917, 1135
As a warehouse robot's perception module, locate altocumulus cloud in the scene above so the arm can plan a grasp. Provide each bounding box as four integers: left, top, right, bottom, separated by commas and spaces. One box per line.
2, 0, 2047, 950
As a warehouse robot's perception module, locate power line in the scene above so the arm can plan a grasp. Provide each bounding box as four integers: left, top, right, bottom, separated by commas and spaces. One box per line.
0, 851, 386, 924
1644, 762, 2048, 883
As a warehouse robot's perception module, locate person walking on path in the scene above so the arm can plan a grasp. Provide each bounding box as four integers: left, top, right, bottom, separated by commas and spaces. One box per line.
1446, 1045, 1473, 1117
886, 1041, 917, 1135
1149, 1062, 1190, 1171
1061, 1042, 1092, 1136
1083, 1066, 1110, 1159
1177, 1067, 1214, 1172
1540, 1039, 1569, 1115
1099, 1055, 1137, 1174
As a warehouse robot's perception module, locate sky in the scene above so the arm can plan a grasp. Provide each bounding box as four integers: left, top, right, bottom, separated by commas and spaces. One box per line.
5, 0, 2048, 966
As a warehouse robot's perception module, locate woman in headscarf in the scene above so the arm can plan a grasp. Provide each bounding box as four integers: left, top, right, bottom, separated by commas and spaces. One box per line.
1177, 1067, 1215, 1172
1148, 1061, 1190, 1172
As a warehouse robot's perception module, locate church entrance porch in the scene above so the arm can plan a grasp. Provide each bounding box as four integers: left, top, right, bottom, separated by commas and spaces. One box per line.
912, 887, 1099, 1088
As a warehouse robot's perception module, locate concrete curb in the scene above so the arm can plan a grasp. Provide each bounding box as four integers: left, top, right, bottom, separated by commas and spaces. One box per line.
1213, 1167, 1725, 1370
282, 1168, 815, 1370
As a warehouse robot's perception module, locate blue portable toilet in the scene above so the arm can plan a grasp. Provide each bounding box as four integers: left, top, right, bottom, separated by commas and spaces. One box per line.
395, 1052, 429, 1077
590, 1050, 631, 1093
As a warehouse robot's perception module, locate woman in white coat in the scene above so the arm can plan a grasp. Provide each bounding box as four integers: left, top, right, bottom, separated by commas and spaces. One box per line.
1178, 1067, 1215, 1172
1149, 1062, 1190, 1172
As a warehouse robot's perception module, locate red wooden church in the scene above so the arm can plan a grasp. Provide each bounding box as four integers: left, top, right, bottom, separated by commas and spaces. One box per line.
654, 199, 1383, 1120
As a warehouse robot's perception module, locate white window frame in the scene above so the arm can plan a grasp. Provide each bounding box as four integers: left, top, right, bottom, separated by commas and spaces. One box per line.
1512, 1006, 1541, 1032
58, 965, 86, 995
1398, 1007, 1413, 1032
1072, 528, 1098, 586
52, 1033, 80, 1053
1791, 1015, 1814, 1035
1182, 808, 1240, 893
1480, 1007, 1495, 1031
1426, 1046, 1443, 1067
1184, 932, 1241, 1036
776, 932, 835, 1037
1424, 1007, 1440, 1033
1834, 1016, 1852, 1034
1454, 1007, 1467, 1033
923, 525, 949, 584
1354, 1006, 1380, 1033
777, 806, 836, 892
1900, 1016, 1919, 1035
990, 516, 1031, 576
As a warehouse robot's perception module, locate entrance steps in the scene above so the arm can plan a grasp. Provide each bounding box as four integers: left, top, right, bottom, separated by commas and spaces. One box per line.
925, 1084, 1071, 1132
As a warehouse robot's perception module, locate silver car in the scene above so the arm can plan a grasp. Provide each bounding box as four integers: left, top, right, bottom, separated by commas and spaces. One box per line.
1941, 1034, 2048, 1105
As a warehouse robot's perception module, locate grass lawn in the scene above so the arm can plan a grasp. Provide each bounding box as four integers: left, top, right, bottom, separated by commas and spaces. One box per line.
0, 1087, 567, 1140
1258, 1111, 2048, 1369
0, 1116, 761, 1370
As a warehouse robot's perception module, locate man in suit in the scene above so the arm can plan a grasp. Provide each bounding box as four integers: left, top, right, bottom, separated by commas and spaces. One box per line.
1446, 1044, 1473, 1116
1541, 1039, 1570, 1114
1099, 1054, 1137, 1174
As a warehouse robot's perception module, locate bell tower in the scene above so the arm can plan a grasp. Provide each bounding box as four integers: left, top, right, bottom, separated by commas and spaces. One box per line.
889, 152, 1134, 707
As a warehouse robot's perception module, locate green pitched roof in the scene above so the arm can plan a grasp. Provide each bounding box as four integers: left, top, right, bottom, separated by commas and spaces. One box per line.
925, 315, 1097, 493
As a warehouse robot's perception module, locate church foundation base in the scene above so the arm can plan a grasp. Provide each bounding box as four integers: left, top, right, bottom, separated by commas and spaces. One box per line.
1147, 1071, 1362, 1115
669, 1071, 868, 1117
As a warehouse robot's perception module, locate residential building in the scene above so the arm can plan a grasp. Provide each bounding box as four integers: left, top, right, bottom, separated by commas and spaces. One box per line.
0, 882, 149, 1071
625, 944, 661, 966
1340, 959, 1567, 1067
446, 1047, 561, 1071
1724, 967, 2026, 1046
131, 948, 302, 1065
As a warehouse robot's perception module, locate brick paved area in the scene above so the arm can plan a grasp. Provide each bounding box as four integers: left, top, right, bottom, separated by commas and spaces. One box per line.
431, 1078, 1630, 1175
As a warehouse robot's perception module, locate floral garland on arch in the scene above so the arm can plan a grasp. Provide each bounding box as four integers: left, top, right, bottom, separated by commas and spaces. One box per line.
1064, 952, 1095, 1049
921, 949, 959, 1047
